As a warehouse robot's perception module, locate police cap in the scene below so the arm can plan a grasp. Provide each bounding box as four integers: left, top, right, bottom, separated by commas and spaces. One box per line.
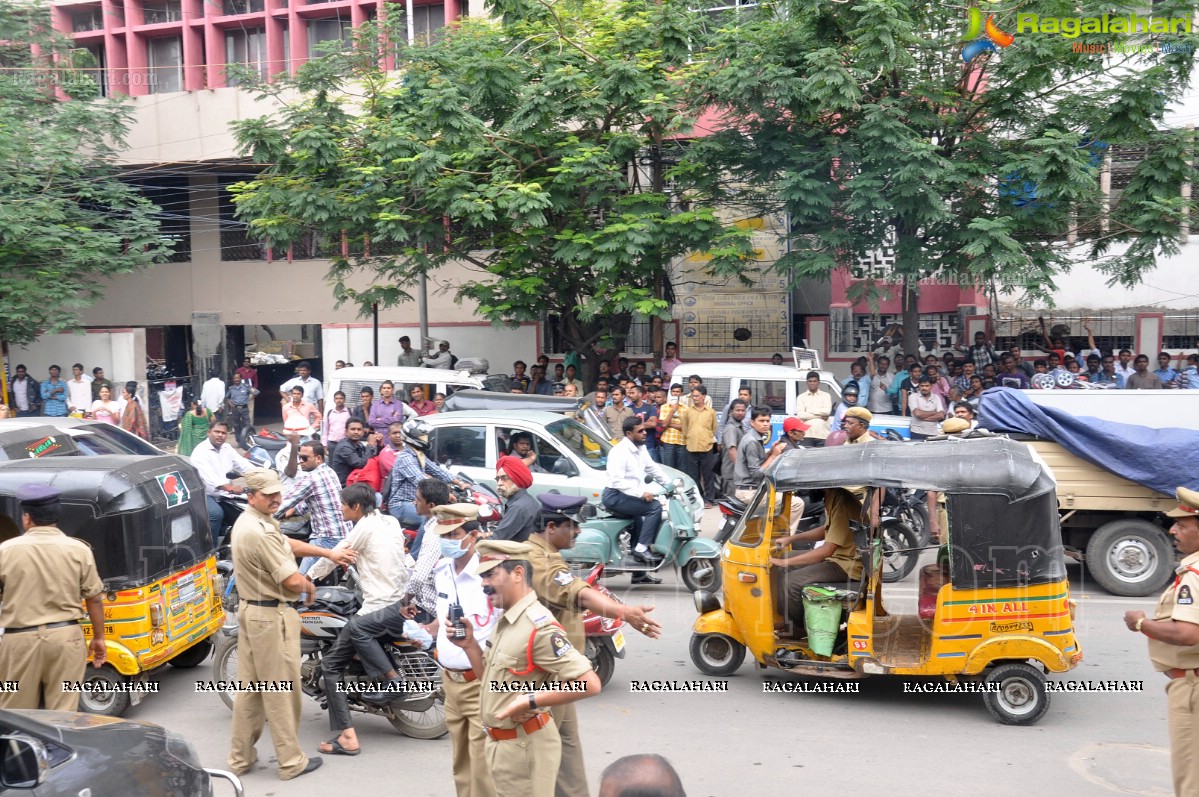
244, 468, 283, 495
431, 503, 480, 535
1166, 486, 1199, 518
474, 539, 534, 576
538, 493, 588, 524
16, 483, 61, 507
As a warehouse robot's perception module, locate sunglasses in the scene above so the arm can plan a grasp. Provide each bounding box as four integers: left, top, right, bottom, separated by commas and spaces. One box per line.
299, 455, 312, 462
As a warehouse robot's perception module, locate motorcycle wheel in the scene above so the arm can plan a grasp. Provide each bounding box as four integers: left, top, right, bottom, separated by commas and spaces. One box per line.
880, 519, 920, 583
585, 638, 616, 688
387, 687, 448, 739
896, 501, 931, 547
680, 557, 722, 592
213, 634, 239, 711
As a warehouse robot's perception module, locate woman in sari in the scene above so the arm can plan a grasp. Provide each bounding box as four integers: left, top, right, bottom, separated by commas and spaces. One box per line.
176, 399, 213, 456
120, 381, 150, 441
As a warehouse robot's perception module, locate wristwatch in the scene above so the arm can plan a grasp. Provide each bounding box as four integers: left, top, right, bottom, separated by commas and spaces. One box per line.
1135, 617, 1145, 633
527, 692, 537, 710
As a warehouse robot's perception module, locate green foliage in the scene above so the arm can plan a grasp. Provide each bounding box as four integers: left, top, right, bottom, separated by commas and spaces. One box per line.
0, 2, 170, 346
230, 3, 754, 368
691, 0, 1199, 323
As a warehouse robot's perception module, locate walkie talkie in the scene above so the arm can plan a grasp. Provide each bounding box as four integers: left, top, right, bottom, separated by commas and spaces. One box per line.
448, 602, 467, 639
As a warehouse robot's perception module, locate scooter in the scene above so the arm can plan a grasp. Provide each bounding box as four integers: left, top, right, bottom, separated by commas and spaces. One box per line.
580, 563, 626, 687
563, 479, 722, 592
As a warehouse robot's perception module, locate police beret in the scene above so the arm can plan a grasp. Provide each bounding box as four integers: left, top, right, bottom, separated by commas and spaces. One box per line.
431, 503, 480, 535
844, 407, 873, 423
1167, 486, 1199, 518
941, 418, 971, 434
538, 493, 587, 523
244, 469, 283, 495
474, 539, 534, 575
16, 483, 61, 506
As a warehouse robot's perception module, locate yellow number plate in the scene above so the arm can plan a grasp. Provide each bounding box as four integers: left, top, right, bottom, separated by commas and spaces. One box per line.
612, 630, 625, 653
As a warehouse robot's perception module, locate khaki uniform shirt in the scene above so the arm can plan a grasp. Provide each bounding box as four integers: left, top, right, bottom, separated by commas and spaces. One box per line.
1148, 551, 1199, 671
526, 535, 590, 648
823, 491, 864, 581
0, 527, 103, 628
479, 591, 592, 729
230, 506, 300, 603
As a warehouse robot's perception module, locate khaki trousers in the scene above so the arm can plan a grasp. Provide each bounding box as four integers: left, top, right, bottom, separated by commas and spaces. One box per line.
443, 672, 495, 797
484, 717, 561, 797
0, 625, 87, 711
1167, 673, 1199, 796
735, 489, 804, 534
552, 702, 589, 797
228, 604, 307, 779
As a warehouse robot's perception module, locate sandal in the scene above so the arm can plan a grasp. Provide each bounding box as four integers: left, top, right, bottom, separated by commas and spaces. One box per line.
319, 737, 361, 756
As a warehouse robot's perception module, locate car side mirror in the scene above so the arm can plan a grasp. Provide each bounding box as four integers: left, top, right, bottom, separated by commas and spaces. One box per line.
1, 737, 50, 789
552, 458, 579, 477
578, 503, 597, 520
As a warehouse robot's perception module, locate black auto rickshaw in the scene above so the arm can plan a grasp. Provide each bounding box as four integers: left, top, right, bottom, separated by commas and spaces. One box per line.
0, 450, 222, 716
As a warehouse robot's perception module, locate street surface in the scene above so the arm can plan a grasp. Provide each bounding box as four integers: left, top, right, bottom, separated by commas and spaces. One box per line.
131, 515, 1176, 797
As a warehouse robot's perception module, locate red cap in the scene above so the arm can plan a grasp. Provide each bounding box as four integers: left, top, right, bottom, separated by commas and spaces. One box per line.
783, 417, 810, 433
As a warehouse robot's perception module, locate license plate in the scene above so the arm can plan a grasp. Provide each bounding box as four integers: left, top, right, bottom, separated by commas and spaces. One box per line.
612, 630, 625, 653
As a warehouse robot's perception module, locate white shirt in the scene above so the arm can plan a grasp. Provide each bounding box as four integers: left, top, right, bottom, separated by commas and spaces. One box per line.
868, 372, 894, 414
309, 512, 410, 615
605, 437, 668, 497
275, 445, 297, 487
190, 438, 255, 496
424, 350, 453, 370
280, 375, 324, 404
12, 377, 30, 411
66, 377, 92, 412
434, 553, 498, 670
1115, 362, 1137, 380
200, 377, 226, 413
908, 393, 946, 436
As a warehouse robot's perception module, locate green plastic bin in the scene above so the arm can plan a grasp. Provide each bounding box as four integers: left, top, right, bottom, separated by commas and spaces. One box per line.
802, 586, 843, 657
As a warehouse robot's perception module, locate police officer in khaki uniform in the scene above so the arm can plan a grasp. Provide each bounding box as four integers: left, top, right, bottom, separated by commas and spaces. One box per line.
526, 494, 662, 797
228, 469, 323, 780
1125, 486, 1199, 797
449, 540, 601, 797
0, 484, 106, 711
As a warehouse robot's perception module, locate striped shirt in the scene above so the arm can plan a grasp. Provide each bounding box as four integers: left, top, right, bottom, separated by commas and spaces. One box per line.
388, 449, 455, 504
277, 463, 351, 541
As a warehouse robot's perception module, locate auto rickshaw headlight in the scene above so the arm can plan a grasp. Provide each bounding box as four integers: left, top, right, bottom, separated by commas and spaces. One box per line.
694, 590, 721, 615
150, 600, 165, 628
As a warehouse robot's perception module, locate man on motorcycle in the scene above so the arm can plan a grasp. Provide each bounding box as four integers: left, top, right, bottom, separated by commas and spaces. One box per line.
734, 407, 802, 531
525, 493, 662, 797
309, 483, 410, 757
190, 421, 256, 539
602, 417, 672, 564
431, 504, 498, 797
386, 419, 465, 556
492, 455, 542, 543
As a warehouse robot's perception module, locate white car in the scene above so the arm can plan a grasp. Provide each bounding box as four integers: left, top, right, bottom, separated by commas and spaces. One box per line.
420, 410, 705, 522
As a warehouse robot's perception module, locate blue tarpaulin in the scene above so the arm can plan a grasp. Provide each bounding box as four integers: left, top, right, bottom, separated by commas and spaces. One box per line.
976, 387, 1199, 496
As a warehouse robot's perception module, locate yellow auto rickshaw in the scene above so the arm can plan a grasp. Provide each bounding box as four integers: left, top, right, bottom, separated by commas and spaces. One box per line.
0, 447, 223, 716
690, 436, 1082, 724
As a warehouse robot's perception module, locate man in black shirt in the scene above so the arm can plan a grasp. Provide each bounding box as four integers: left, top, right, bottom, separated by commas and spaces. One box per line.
491, 455, 542, 542
330, 419, 376, 485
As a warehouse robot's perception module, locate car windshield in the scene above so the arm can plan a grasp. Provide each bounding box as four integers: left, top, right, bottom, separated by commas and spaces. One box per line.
69, 425, 161, 456
544, 418, 611, 469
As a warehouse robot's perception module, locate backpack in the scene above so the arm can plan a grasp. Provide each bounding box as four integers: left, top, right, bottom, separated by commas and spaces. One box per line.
346, 455, 383, 491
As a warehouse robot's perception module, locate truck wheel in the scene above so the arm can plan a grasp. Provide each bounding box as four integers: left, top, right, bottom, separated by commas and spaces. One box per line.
983, 663, 1050, 725
1086, 520, 1173, 597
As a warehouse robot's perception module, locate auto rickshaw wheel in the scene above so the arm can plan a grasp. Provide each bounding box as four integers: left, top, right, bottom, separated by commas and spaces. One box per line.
689, 633, 746, 676
982, 663, 1050, 725
78, 666, 132, 717
168, 638, 214, 669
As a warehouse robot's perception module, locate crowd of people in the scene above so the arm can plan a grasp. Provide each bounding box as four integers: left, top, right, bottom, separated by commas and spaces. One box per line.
1, 362, 150, 438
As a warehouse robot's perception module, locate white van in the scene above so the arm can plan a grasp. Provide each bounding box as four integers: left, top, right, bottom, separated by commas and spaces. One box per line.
326, 366, 501, 414
669, 352, 911, 441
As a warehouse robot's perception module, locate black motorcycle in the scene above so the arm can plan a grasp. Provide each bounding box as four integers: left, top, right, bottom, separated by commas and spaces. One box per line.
212, 583, 447, 740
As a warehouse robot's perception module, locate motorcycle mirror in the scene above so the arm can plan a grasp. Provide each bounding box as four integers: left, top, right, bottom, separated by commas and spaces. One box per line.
644, 475, 654, 484
225, 470, 240, 479
578, 503, 597, 520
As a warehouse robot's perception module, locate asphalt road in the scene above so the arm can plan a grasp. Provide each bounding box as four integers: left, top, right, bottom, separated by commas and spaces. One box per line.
129, 541, 1176, 797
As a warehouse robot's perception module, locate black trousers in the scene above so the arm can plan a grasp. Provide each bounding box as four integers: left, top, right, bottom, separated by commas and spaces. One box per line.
320, 626, 358, 732
602, 487, 663, 547
687, 449, 716, 502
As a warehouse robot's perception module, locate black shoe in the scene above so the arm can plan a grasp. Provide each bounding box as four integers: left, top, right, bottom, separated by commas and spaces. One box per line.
361, 679, 404, 705
631, 573, 662, 585
292, 757, 323, 778
631, 550, 663, 564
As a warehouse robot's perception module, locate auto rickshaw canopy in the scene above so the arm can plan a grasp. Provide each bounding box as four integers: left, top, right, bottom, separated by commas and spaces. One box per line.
765, 437, 1065, 588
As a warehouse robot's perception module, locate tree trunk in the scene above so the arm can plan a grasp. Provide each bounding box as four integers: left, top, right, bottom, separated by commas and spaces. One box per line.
901, 276, 922, 358
567, 312, 632, 389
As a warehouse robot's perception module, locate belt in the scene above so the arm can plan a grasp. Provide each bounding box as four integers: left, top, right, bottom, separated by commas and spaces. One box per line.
1165, 668, 1199, 679
485, 712, 552, 741
242, 599, 282, 607
231, 403, 248, 408
5, 620, 78, 634
443, 668, 478, 684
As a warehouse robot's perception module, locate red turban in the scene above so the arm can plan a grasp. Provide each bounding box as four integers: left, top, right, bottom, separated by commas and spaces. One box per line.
496, 455, 533, 490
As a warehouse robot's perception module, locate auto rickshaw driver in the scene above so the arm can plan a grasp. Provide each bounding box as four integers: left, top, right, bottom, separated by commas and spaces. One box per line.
769, 487, 864, 637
